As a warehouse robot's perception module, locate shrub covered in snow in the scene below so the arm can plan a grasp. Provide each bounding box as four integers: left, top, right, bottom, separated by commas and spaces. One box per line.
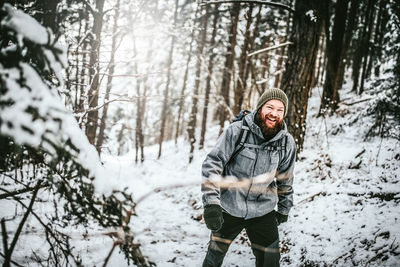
0, 4, 151, 266
364, 1, 400, 140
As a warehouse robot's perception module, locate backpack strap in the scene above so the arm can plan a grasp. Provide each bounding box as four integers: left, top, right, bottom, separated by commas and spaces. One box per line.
278, 135, 288, 165
224, 119, 250, 170
264, 135, 288, 164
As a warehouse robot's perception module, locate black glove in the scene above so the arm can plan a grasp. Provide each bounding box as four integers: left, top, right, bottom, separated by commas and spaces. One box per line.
203, 204, 224, 231
275, 212, 288, 226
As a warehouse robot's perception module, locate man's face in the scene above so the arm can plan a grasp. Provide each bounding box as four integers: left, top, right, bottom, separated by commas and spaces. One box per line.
260, 99, 285, 128
255, 99, 285, 140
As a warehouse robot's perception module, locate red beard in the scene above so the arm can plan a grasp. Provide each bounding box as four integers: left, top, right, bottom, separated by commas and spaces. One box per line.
255, 109, 283, 140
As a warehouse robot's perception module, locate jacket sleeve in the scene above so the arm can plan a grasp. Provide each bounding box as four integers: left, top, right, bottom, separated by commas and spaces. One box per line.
275, 134, 296, 215
201, 123, 240, 207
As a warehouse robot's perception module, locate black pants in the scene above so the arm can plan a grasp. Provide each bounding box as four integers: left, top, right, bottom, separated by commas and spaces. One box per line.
202, 211, 280, 267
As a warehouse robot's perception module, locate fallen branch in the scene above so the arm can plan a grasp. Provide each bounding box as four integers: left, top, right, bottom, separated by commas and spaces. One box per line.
355, 148, 366, 158
341, 97, 373, 106
298, 192, 327, 204
349, 159, 362, 169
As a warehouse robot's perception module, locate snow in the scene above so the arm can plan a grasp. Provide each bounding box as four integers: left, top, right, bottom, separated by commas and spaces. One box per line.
91, 84, 398, 266
1, 82, 399, 266
1, 2, 399, 265
305, 10, 317, 23
0, 62, 112, 194
1, 4, 49, 45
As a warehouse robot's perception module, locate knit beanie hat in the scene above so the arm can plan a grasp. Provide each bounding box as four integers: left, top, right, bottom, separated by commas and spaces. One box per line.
256, 88, 288, 116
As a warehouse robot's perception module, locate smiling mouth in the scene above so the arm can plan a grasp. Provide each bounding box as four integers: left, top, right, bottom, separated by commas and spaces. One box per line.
266, 117, 276, 122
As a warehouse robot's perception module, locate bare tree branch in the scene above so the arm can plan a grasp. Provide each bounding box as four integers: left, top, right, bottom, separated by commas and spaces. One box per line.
102, 241, 120, 267
0, 252, 24, 267
248, 42, 293, 57
3, 181, 41, 266
200, 1, 295, 13
0, 183, 49, 200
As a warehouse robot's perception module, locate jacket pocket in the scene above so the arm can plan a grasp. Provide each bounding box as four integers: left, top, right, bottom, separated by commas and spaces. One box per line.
228, 148, 256, 178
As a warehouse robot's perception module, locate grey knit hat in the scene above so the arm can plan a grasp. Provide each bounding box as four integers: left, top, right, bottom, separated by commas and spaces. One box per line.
256, 88, 288, 116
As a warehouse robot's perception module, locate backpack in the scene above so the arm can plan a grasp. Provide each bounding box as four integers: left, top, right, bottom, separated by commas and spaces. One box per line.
225, 110, 288, 168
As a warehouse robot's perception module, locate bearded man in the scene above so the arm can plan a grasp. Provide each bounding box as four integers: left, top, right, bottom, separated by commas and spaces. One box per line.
201, 88, 297, 267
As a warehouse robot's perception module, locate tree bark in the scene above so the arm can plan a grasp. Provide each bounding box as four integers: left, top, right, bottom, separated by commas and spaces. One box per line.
188, 6, 209, 163
244, 5, 262, 104
85, 0, 105, 145
336, 0, 360, 90
96, 0, 120, 155
351, 0, 374, 93
319, 0, 349, 114
199, 5, 219, 150
158, 0, 179, 159
374, 0, 389, 77
359, 0, 376, 94
219, 3, 240, 135
78, 8, 90, 129
233, 4, 254, 115
281, 0, 325, 152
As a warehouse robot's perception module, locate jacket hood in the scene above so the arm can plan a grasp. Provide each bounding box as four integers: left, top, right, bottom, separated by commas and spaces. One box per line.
244, 110, 288, 143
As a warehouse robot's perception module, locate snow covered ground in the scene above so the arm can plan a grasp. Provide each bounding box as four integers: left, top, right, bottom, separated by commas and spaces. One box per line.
97, 85, 400, 266
1, 85, 399, 266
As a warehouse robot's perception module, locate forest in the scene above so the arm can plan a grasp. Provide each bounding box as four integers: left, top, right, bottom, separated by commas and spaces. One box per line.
0, 0, 399, 266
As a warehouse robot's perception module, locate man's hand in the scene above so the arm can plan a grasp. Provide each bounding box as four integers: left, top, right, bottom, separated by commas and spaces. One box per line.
203, 204, 224, 231
275, 212, 288, 226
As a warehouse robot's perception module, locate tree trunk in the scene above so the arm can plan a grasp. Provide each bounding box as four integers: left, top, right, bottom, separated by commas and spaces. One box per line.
74, 15, 83, 111
158, 0, 179, 159
175, 6, 199, 144
319, 0, 349, 114
336, 0, 360, 90
219, 3, 240, 135
351, 0, 373, 93
78, 8, 89, 128
281, 0, 325, 152
314, 37, 324, 87
365, 0, 381, 78
374, 0, 389, 77
188, 6, 209, 163
244, 5, 262, 103
117, 124, 126, 156
273, 37, 286, 88
234, 4, 254, 115
85, 0, 105, 145
199, 5, 219, 150
359, 0, 376, 94
96, 0, 120, 155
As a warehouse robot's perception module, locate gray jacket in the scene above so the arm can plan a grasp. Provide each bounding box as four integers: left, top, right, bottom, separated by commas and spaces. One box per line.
201, 110, 296, 219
